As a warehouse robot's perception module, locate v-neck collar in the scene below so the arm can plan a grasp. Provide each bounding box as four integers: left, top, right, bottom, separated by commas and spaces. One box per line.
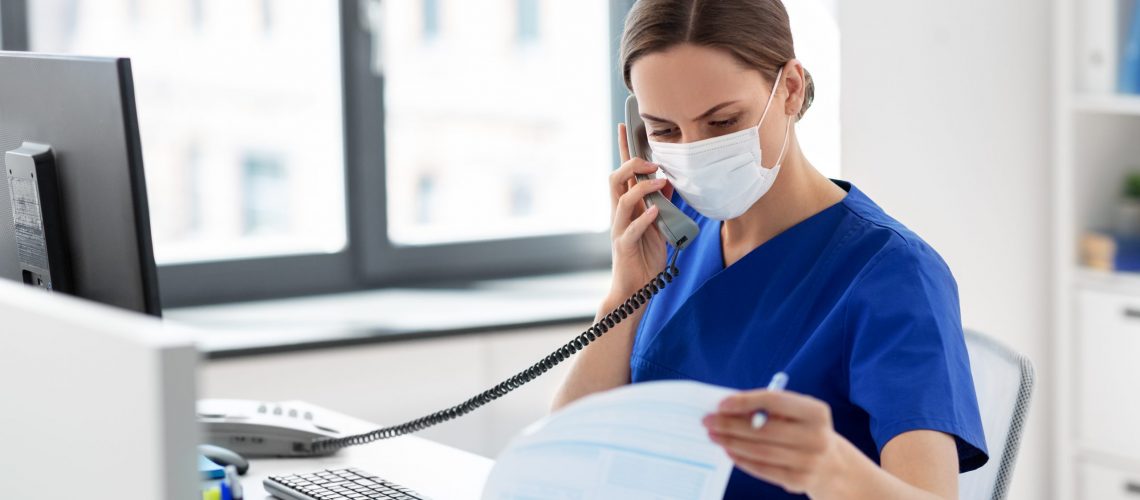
710, 179, 854, 274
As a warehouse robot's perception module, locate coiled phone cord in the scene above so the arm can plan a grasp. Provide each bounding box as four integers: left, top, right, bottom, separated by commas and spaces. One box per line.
311, 250, 683, 453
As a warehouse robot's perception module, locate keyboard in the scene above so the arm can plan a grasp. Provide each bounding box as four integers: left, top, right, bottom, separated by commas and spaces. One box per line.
265, 467, 428, 500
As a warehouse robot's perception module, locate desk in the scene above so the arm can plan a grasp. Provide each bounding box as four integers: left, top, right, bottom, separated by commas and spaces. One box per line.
233, 402, 495, 500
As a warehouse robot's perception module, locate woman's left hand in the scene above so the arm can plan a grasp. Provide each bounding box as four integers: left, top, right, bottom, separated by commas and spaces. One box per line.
702, 389, 848, 497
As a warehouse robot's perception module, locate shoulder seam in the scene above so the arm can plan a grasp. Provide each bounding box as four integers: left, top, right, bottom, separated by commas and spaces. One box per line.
839, 200, 914, 249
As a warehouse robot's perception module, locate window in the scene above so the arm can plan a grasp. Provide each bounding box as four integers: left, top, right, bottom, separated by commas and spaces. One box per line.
190, 0, 205, 32
127, 0, 141, 25
260, 0, 275, 35
422, 0, 440, 40
5, 0, 620, 305
516, 0, 540, 43
381, 0, 610, 246
241, 152, 289, 236
2, 1, 846, 306
26, 0, 347, 265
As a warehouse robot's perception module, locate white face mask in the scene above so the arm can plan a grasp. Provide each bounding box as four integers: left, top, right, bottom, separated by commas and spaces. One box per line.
648, 68, 791, 221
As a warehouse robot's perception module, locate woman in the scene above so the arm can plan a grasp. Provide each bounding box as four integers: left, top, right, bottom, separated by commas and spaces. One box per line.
552, 1, 988, 498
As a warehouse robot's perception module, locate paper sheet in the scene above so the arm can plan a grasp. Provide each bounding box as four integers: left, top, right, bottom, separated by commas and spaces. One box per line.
482, 380, 738, 500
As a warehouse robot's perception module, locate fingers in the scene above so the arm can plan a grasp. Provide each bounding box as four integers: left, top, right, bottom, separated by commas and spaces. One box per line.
619, 205, 659, 249
618, 123, 631, 164
710, 432, 814, 471
612, 178, 667, 236
609, 158, 659, 213
614, 123, 632, 212
706, 418, 830, 496
717, 390, 831, 425
707, 390, 840, 496
726, 457, 807, 495
702, 414, 814, 449
639, 178, 674, 202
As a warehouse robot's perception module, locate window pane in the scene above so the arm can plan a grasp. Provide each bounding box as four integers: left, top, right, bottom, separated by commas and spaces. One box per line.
382, 0, 612, 246
516, 0, 539, 43
28, 0, 346, 264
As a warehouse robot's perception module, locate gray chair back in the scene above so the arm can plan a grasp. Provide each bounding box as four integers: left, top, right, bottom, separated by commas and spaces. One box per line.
958, 329, 1035, 500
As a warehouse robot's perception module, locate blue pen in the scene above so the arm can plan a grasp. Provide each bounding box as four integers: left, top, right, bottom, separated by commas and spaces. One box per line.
750, 371, 788, 429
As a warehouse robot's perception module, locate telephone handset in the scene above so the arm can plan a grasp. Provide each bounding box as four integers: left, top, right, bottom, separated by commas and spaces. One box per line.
274, 100, 697, 457
623, 95, 701, 251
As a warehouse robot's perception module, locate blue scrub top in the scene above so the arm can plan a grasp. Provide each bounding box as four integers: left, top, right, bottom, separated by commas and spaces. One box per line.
631, 180, 988, 499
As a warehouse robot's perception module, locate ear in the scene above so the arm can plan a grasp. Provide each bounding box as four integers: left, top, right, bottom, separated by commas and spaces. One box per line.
780, 59, 807, 118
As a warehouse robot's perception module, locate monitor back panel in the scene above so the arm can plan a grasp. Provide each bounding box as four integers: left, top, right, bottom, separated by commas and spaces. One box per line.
0, 52, 161, 314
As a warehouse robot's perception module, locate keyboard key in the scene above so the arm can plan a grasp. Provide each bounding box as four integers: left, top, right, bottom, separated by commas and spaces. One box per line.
265, 467, 426, 500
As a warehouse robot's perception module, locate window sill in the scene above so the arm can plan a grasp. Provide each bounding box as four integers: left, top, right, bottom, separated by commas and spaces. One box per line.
165, 270, 611, 359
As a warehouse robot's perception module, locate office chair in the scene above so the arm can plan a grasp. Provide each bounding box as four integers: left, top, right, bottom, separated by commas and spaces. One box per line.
958, 329, 1035, 500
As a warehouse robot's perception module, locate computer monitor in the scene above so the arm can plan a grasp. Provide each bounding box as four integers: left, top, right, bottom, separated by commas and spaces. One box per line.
0, 51, 162, 316
0, 278, 198, 499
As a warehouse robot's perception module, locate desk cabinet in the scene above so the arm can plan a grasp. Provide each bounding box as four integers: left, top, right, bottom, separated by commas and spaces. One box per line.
1077, 289, 1140, 460
1079, 461, 1140, 500
1074, 285, 1140, 499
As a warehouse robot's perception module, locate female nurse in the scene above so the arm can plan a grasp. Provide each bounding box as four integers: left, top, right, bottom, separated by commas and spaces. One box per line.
552, 0, 988, 498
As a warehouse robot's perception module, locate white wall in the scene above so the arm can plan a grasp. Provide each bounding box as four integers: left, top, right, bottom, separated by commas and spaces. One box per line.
839, 2, 1051, 500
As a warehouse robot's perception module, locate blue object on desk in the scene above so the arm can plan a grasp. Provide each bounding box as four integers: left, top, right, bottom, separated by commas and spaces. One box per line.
224, 465, 244, 500
199, 454, 226, 480
1116, 235, 1140, 271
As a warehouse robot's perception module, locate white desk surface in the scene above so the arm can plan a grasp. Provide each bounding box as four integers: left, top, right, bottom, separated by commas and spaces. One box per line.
233, 402, 495, 500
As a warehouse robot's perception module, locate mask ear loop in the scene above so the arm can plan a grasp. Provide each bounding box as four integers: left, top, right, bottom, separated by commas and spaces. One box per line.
757, 67, 784, 127
765, 116, 792, 170
758, 67, 792, 170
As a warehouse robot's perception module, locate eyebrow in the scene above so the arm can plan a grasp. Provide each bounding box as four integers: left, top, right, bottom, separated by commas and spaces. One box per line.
641, 100, 740, 124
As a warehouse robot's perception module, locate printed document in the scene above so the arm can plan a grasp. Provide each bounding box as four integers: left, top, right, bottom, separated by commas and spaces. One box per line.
482, 380, 737, 499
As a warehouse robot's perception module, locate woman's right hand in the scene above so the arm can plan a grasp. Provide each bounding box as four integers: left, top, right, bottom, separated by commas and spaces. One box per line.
552, 123, 670, 411
607, 123, 674, 301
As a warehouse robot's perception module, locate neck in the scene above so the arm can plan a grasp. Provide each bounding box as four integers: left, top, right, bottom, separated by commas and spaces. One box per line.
720, 140, 846, 268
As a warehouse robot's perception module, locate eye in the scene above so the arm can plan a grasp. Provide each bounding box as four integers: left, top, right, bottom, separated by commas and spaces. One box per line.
709, 117, 739, 128
649, 127, 678, 137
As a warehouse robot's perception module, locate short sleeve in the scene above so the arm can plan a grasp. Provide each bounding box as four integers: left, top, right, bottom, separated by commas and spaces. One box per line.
845, 243, 989, 472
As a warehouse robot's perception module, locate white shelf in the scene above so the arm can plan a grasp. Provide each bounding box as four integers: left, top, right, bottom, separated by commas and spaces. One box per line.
1075, 267, 1140, 293
1077, 443, 1140, 471
1073, 94, 1140, 115
1054, 0, 1140, 495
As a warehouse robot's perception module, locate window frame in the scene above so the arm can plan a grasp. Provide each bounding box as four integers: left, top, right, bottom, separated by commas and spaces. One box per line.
1, 0, 632, 307
1, 0, 29, 51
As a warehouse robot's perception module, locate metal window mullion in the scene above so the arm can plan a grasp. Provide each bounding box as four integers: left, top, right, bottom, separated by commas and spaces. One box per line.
1, 0, 30, 51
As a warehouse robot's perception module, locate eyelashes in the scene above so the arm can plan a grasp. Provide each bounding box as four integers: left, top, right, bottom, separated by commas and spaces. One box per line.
709, 117, 739, 128
649, 117, 740, 138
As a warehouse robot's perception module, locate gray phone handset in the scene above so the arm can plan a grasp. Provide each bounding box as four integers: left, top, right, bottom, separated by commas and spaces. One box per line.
197, 399, 342, 458
624, 95, 700, 250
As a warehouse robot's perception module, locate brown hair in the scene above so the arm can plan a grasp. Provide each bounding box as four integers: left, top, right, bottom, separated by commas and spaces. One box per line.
620, 0, 815, 120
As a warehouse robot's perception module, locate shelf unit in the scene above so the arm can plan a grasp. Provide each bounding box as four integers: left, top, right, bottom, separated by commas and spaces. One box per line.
1055, 0, 1140, 498
1073, 94, 1140, 115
